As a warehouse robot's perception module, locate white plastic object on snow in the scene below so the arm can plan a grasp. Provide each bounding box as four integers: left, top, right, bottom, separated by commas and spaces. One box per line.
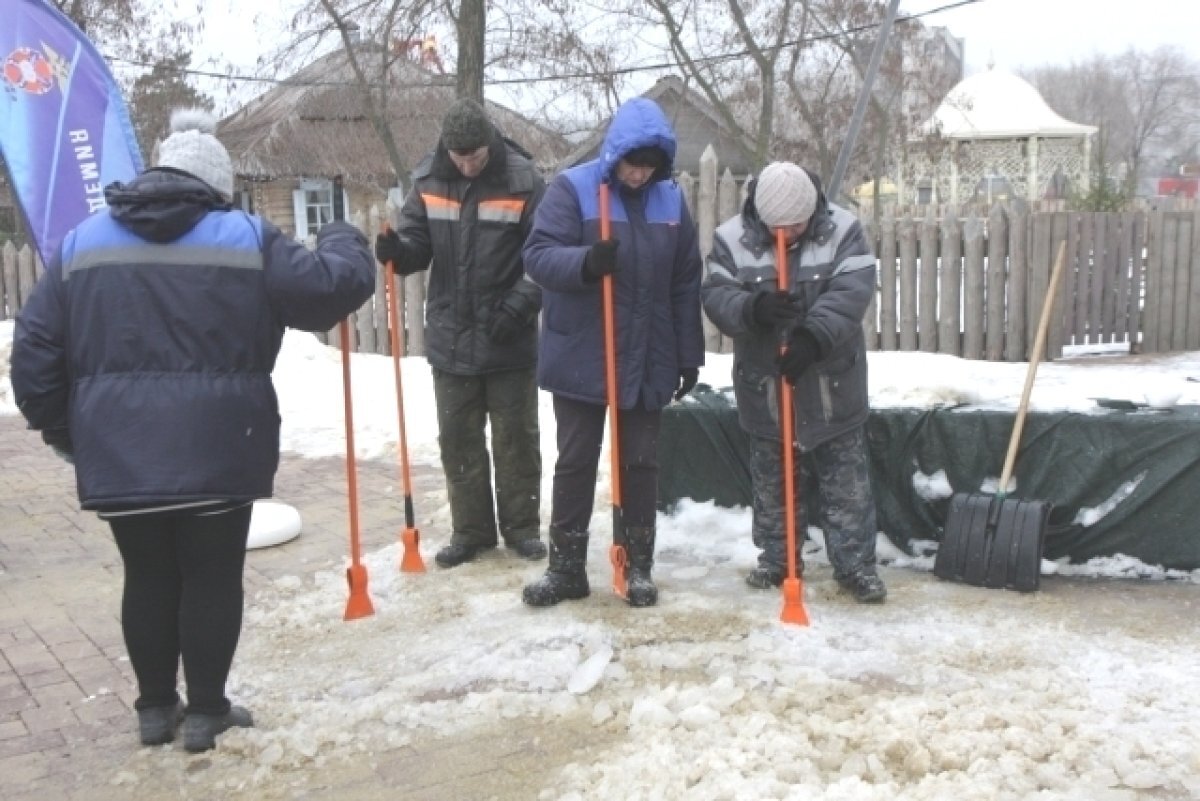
247, 500, 302, 550
567, 645, 614, 695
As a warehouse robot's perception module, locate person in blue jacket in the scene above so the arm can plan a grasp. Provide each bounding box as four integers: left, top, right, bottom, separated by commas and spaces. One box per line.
521, 97, 704, 608
10, 109, 376, 751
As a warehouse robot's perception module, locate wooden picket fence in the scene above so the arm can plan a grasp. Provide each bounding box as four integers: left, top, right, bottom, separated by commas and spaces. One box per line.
4, 175, 1199, 361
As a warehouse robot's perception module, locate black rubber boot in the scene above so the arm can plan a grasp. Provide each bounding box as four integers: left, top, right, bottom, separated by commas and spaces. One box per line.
522, 527, 589, 607
624, 526, 658, 607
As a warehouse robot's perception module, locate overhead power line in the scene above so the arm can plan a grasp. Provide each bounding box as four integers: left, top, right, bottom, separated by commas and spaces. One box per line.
105, 0, 982, 90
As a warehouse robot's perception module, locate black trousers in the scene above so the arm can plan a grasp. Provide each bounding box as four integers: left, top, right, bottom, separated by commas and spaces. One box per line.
109, 505, 251, 715
550, 395, 661, 533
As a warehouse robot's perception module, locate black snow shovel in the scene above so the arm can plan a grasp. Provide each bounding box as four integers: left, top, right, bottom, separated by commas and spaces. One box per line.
935, 240, 1067, 592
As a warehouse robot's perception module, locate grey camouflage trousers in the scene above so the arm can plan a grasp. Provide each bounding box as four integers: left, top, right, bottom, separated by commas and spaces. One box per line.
748, 425, 877, 579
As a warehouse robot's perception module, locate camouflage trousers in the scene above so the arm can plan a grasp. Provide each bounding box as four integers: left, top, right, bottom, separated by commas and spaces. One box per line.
748, 425, 877, 579
432, 367, 541, 548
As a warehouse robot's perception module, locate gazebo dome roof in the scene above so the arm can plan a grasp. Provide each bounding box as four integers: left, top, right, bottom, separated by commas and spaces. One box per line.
921, 69, 1097, 140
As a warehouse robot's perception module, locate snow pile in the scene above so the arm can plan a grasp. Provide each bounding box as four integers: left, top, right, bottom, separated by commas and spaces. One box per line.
98, 506, 1200, 799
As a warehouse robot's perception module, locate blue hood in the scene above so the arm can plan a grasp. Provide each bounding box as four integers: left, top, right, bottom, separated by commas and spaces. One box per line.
599, 98, 677, 182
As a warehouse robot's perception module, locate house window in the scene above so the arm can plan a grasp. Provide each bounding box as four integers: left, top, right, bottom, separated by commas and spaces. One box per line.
232, 186, 254, 213
292, 179, 349, 239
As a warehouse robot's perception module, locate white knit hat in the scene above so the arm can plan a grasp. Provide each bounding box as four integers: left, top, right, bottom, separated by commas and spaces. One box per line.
156, 108, 234, 200
754, 161, 817, 227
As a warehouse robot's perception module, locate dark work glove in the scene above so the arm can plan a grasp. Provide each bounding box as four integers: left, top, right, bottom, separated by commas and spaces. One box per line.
582, 239, 620, 283
749, 288, 803, 331
674, 368, 699, 401
778, 326, 821, 383
375, 229, 424, 276
41, 428, 74, 465
488, 303, 524, 344
374, 229, 405, 265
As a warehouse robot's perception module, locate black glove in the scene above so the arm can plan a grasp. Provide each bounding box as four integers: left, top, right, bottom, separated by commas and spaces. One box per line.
41, 428, 74, 464
488, 303, 524, 344
582, 239, 620, 282
778, 326, 821, 383
749, 289, 803, 331
674, 368, 699, 401
375, 230, 425, 277
374, 230, 405, 264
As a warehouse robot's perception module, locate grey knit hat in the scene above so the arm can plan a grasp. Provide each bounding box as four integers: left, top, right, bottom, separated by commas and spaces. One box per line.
156, 108, 234, 200
441, 98, 493, 151
755, 161, 817, 228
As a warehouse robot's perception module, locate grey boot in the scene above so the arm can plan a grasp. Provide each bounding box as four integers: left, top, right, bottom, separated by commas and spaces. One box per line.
624, 526, 658, 607
522, 527, 590, 607
182, 705, 254, 753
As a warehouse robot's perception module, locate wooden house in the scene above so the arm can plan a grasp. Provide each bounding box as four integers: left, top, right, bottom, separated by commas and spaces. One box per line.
559, 76, 758, 180
216, 44, 572, 239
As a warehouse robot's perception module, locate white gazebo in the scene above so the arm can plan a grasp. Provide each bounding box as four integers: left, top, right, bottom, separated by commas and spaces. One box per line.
900, 69, 1097, 206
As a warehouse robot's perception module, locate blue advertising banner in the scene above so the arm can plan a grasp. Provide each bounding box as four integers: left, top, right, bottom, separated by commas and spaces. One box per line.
0, 0, 143, 265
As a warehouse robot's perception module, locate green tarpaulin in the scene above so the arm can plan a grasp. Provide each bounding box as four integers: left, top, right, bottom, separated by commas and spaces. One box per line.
660, 386, 1200, 570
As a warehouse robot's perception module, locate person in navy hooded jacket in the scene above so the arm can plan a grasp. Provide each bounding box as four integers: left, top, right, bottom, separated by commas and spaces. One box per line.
520, 98, 704, 608
10, 109, 375, 751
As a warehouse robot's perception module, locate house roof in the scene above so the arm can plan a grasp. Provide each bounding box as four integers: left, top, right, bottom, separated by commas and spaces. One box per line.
559, 76, 758, 176
920, 69, 1097, 140
217, 44, 572, 187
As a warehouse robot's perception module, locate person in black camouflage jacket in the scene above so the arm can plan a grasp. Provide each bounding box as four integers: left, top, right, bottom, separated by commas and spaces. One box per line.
701, 161, 886, 603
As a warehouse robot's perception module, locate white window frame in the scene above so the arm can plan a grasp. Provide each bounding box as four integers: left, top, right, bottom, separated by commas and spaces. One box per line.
292, 178, 350, 239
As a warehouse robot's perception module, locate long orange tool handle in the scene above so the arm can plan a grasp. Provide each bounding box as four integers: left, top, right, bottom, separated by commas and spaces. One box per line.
381, 223, 425, 573
341, 318, 375, 620
600, 183, 627, 598
775, 228, 809, 627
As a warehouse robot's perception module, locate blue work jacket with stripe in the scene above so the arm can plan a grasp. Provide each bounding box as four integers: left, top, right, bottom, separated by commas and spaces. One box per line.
522, 98, 704, 410
10, 169, 376, 510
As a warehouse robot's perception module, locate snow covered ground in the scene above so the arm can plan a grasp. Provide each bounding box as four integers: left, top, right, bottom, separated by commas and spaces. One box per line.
3, 320, 1199, 799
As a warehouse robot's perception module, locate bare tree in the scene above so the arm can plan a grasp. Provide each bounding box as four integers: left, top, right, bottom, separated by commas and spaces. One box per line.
1027, 47, 1200, 196
447, 0, 485, 101
272, 0, 443, 183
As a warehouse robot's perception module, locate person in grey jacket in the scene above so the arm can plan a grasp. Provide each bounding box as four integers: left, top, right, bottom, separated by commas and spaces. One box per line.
10, 109, 377, 750
701, 161, 885, 603
374, 98, 547, 568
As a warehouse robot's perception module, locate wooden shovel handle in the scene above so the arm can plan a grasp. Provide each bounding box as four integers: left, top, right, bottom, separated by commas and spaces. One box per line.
999, 240, 1067, 493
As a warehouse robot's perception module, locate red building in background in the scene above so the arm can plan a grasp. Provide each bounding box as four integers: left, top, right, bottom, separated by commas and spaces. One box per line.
1158, 163, 1200, 198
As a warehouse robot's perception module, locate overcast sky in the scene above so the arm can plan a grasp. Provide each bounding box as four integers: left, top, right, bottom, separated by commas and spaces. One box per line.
187, 0, 1200, 115
902, 0, 1200, 74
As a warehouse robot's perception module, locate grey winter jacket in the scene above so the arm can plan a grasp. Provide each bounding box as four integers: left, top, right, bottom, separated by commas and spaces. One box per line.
394, 133, 544, 375
702, 187, 875, 449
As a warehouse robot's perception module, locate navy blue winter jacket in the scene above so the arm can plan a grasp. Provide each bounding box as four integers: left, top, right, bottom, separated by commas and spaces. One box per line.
10, 169, 376, 510
522, 98, 704, 409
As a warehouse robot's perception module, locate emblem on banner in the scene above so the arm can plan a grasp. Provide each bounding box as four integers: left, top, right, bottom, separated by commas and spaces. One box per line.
3, 43, 70, 96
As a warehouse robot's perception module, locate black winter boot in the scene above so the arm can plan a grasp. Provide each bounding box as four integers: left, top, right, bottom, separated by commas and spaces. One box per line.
624, 526, 658, 607
522, 527, 590, 607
